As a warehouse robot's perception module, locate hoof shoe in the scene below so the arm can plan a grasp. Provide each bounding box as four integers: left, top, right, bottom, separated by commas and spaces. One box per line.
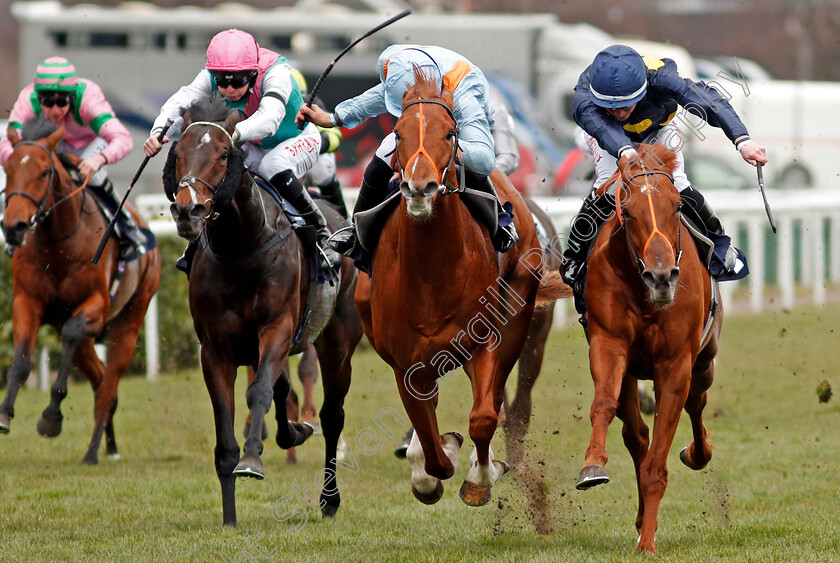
412, 480, 444, 505
233, 456, 265, 480
576, 465, 610, 490
459, 480, 493, 506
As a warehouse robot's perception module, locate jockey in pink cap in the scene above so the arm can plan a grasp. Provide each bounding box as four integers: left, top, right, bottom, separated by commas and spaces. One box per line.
0, 56, 144, 257
144, 29, 339, 275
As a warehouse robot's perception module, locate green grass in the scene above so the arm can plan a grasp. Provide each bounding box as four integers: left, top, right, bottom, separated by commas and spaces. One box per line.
1, 305, 839, 562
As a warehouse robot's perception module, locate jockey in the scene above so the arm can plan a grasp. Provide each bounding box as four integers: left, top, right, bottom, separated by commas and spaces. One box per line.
143, 28, 340, 274
0, 56, 143, 257
291, 68, 348, 218
488, 85, 520, 177
296, 44, 519, 255
562, 45, 768, 290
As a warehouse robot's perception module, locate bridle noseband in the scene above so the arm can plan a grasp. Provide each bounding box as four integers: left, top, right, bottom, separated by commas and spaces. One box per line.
173, 121, 236, 223
395, 98, 464, 196
618, 167, 683, 274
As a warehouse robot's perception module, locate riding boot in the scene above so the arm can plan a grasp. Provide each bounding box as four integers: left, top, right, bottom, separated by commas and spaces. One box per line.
680, 186, 737, 270
89, 179, 146, 254
271, 170, 341, 274
462, 169, 519, 252
318, 175, 348, 219
328, 157, 394, 256
561, 191, 616, 290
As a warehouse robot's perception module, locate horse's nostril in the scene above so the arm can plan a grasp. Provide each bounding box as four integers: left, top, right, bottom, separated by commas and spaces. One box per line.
424, 182, 439, 196
642, 270, 656, 289
669, 268, 680, 286
189, 204, 207, 221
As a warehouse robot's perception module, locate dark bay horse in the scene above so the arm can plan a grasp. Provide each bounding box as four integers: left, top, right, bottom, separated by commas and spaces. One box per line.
165, 97, 362, 526
0, 119, 162, 464
356, 69, 567, 506
576, 143, 722, 554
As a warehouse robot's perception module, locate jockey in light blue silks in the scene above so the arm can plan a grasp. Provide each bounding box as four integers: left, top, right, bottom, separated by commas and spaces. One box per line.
297, 44, 520, 256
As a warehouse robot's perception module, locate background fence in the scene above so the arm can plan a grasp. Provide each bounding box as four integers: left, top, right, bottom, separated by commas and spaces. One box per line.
5, 188, 839, 387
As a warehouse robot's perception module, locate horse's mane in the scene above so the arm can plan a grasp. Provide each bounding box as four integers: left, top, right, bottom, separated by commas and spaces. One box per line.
642, 143, 679, 175
182, 95, 236, 124
403, 65, 453, 108
21, 116, 59, 141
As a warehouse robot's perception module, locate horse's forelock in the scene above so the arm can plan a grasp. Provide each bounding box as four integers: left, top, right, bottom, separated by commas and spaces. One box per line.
644, 143, 679, 175
182, 95, 236, 125
405, 65, 444, 104
21, 116, 59, 142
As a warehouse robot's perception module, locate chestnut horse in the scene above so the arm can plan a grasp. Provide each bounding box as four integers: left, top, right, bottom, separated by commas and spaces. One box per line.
165, 97, 362, 526
576, 143, 722, 554
356, 69, 567, 506
0, 118, 162, 464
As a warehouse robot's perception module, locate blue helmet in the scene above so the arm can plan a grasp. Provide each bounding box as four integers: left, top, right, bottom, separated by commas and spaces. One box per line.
588, 45, 647, 109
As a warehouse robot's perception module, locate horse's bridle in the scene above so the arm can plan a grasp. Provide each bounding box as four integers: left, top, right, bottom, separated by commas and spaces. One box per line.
395, 98, 464, 196
4, 140, 89, 239
173, 121, 236, 224
618, 167, 683, 274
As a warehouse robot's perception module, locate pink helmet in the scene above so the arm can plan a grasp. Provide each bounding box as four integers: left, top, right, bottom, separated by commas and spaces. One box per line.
206, 29, 259, 71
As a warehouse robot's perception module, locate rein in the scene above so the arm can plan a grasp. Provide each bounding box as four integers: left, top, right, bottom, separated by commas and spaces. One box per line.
4, 140, 90, 239
396, 98, 463, 196
618, 166, 683, 273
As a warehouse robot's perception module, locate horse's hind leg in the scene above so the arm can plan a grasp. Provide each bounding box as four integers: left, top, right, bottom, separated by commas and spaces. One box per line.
243, 367, 269, 441
616, 376, 650, 534
0, 304, 41, 434
72, 339, 114, 459
681, 336, 718, 471
298, 345, 320, 427
38, 315, 92, 440
504, 305, 552, 462
202, 347, 240, 526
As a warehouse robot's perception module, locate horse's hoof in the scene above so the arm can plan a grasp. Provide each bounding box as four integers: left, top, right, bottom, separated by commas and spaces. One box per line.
412, 480, 444, 505
0, 412, 10, 434
106, 452, 122, 461
393, 443, 409, 459
36, 415, 63, 438
459, 480, 493, 507
302, 418, 322, 435
321, 503, 340, 518
442, 431, 464, 448
81, 455, 99, 466
576, 465, 610, 490
233, 456, 265, 480
679, 446, 709, 470
299, 421, 316, 440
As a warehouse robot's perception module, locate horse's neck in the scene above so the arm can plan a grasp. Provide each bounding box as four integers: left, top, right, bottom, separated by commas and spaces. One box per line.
205, 176, 269, 253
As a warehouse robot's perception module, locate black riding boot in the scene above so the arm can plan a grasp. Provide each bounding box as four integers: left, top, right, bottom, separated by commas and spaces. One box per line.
328, 157, 394, 256
561, 191, 616, 290
318, 175, 348, 219
462, 169, 519, 252
90, 179, 146, 255
271, 170, 341, 274
680, 186, 736, 270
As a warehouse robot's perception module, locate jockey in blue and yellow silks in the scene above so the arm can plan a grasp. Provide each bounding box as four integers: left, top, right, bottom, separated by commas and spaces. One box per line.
296, 44, 519, 257
561, 44, 768, 290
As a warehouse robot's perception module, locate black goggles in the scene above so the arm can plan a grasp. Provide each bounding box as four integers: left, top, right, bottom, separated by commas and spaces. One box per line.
210, 70, 254, 89
38, 93, 72, 108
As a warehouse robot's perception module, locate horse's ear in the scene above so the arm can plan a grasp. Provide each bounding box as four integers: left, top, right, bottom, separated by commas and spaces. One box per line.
7, 126, 21, 146
182, 109, 192, 127
45, 126, 65, 150
441, 87, 454, 106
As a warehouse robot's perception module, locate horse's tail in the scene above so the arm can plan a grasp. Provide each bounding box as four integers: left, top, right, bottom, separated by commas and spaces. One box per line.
535, 271, 573, 308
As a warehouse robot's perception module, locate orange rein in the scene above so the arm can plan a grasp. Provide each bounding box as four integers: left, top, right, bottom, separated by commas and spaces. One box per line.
617, 164, 682, 270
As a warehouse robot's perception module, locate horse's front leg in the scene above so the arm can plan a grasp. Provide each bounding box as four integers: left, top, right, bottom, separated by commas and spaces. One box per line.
0, 298, 43, 434
577, 333, 629, 490
636, 355, 692, 555
38, 307, 105, 441
681, 328, 720, 471
397, 366, 462, 505
201, 345, 239, 526
615, 375, 650, 534
460, 347, 510, 506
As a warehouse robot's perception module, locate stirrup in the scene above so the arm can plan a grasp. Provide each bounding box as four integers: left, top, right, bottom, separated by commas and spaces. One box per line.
327, 225, 358, 256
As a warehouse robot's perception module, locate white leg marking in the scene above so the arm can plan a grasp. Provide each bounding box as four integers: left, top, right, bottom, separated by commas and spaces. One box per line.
406, 429, 438, 495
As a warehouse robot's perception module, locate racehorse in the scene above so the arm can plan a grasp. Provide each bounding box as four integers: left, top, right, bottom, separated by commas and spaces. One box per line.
0, 118, 162, 464
576, 143, 722, 554
165, 96, 362, 526
356, 68, 568, 506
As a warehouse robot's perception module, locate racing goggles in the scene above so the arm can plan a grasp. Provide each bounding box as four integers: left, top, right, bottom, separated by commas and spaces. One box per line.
210, 70, 255, 89
38, 93, 72, 108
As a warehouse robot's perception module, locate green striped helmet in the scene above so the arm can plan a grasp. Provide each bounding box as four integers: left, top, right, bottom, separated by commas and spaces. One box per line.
34, 57, 78, 92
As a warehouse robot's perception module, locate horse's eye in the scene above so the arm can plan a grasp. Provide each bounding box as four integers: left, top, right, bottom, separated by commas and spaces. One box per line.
394, 132, 401, 142
446, 130, 455, 140
219, 152, 229, 162
40, 169, 50, 179
621, 208, 632, 220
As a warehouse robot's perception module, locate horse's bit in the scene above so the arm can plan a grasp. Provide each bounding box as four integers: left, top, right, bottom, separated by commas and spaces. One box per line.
395, 98, 464, 196
619, 167, 683, 273
173, 121, 236, 223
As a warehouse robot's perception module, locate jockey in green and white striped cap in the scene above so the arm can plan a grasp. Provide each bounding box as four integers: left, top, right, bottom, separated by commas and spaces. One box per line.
33, 57, 78, 92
